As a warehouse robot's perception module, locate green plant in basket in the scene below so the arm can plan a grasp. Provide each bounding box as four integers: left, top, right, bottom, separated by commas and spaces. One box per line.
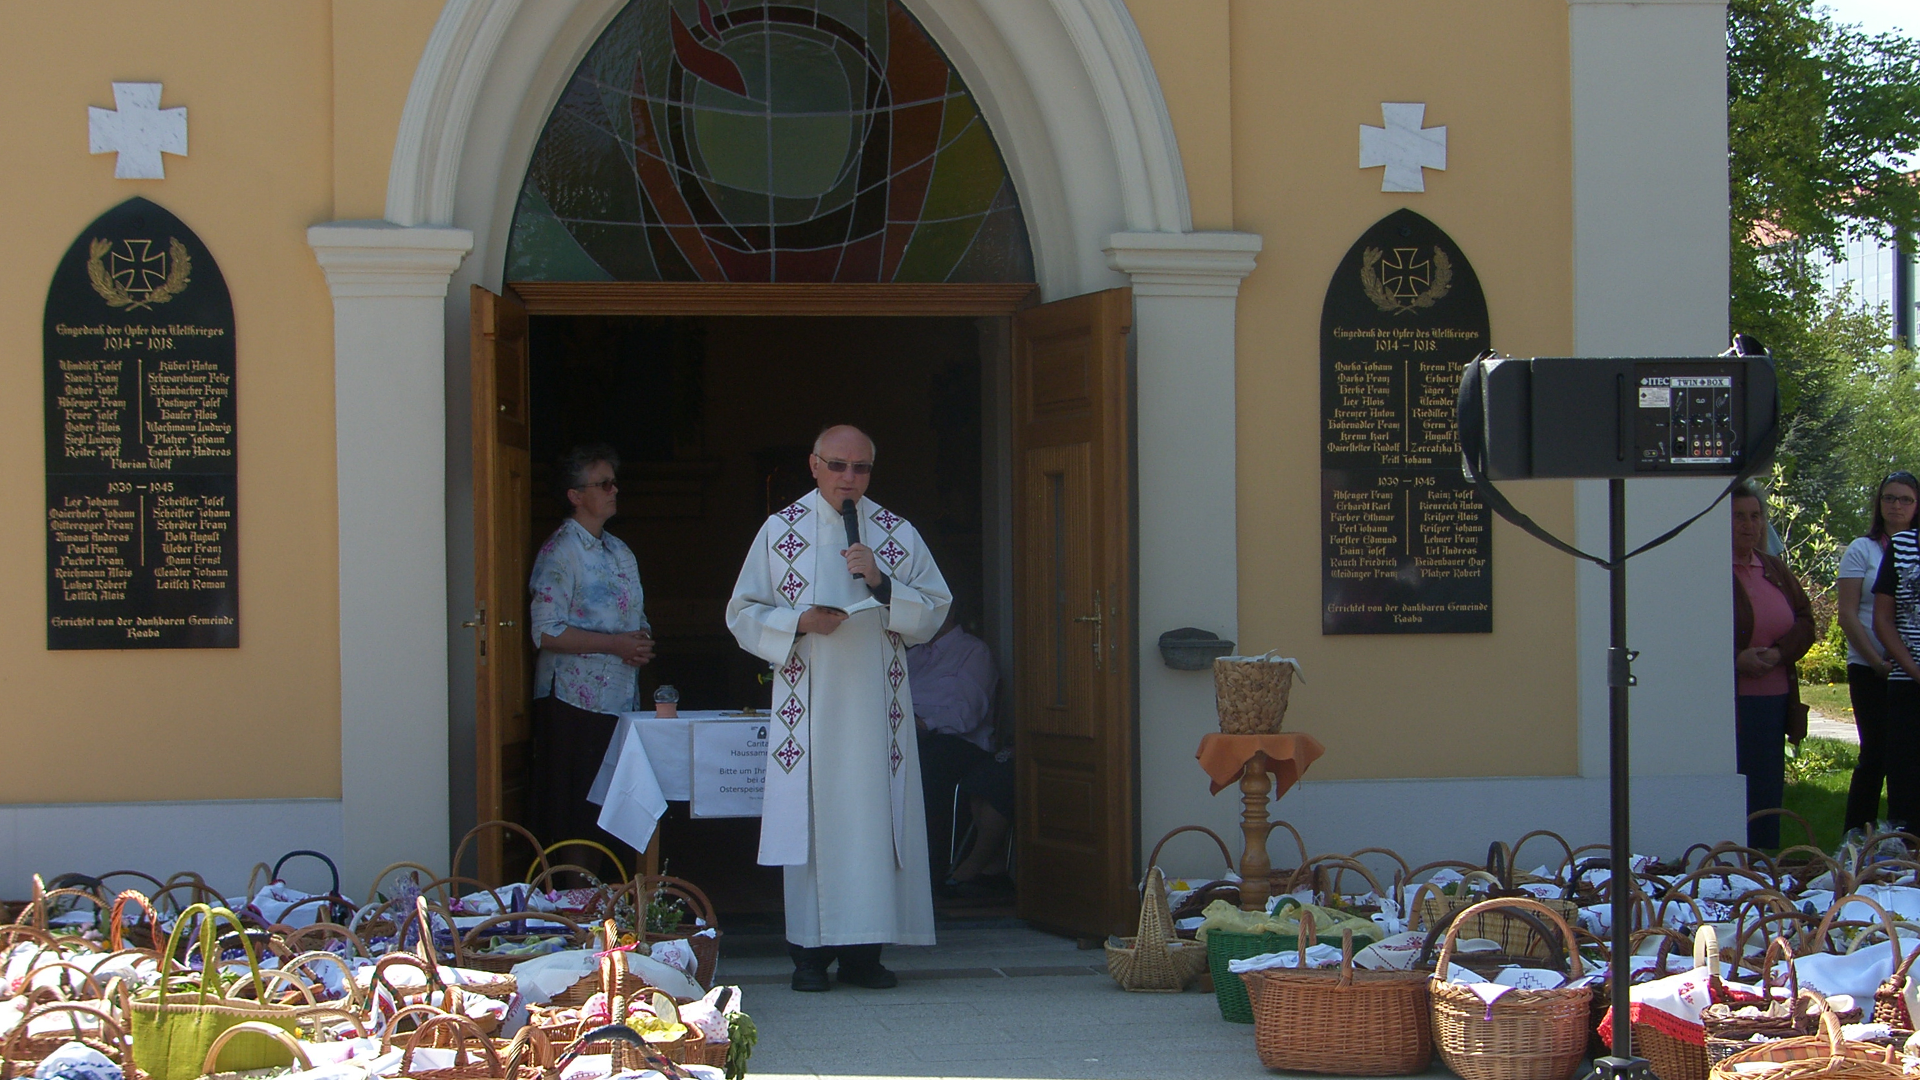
645, 891, 685, 935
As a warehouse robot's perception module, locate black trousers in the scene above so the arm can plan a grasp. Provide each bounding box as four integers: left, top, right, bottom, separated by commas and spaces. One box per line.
1886, 680, 1920, 831
529, 694, 624, 872
1735, 694, 1786, 849
1846, 663, 1893, 833
917, 731, 991, 873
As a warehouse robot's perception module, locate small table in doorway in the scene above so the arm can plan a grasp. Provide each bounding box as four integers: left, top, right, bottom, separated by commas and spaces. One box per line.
586, 710, 771, 868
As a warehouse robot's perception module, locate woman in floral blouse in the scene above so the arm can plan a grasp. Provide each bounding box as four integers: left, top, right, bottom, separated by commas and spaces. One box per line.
528, 443, 652, 857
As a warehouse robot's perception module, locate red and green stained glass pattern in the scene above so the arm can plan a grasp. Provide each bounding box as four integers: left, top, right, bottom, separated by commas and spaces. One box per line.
506, 0, 1034, 283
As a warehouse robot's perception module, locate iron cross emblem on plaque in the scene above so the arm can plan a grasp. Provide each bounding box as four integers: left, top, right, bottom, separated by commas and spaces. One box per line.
1378, 248, 1431, 303
108, 239, 170, 300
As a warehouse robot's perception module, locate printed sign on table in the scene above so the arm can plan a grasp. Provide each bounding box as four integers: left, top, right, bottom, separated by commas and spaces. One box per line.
690, 720, 768, 818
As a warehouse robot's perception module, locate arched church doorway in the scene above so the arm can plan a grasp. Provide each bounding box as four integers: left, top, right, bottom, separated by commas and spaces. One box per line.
465, 0, 1139, 939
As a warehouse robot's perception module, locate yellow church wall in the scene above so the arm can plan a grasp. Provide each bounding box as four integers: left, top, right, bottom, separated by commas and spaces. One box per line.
1226, 0, 1581, 779
331, 1, 446, 222
1126, 0, 1234, 231
0, 5, 347, 803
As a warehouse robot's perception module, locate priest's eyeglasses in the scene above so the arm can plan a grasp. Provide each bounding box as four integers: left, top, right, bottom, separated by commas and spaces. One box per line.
573, 478, 618, 492
817, 457, 873, 475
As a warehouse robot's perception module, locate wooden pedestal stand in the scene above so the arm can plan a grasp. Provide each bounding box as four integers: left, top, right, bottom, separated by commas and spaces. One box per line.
1238, 751, 1275, 912
1195, 732, 1324, 913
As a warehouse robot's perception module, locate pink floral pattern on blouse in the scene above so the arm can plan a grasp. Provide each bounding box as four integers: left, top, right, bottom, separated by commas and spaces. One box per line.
529, 518, 648, 713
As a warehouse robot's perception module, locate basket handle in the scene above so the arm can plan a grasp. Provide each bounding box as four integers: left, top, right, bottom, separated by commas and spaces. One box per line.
202, 1021, 311, 1076
1693, 924, 1719, 973
1, 1001, 127, 1079
531, 839, 630, 885
1433, 896, 1582, 982
1759, 935, 1800, 1002
271, 850, 343, 898
1144, 826, 1234, 883
156, 904, 262, 1011
290, 1005, 369, 1041
1509, 831, 1578, 883
1809, 891, 1906, 971
107, 889, 161, 953
1297, 908, 1315, 971
1485, 842, 1512, 892
400, 1013, 503, 1075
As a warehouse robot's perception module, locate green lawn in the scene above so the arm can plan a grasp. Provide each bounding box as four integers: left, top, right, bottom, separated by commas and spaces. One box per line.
1801, 680, 1852, 719
1782, 734, 1885, 852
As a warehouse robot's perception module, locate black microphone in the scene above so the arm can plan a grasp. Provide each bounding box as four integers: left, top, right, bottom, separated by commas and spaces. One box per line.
841, 499, 864, 578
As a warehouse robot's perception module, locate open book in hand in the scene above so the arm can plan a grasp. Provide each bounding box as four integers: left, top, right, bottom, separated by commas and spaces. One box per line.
816, 596, 886, 616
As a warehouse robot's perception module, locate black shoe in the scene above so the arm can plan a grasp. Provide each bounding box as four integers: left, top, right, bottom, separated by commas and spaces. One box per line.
835, 943, 899, 989
792, 965, 832, 991
788, 943, 833, 992
837, 962, 899, 988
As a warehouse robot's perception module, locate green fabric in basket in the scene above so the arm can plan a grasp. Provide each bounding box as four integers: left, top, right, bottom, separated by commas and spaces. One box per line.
1205, 930, 1348, 1023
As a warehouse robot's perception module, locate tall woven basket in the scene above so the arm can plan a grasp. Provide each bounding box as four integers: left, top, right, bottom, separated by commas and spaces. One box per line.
1105, 867, 1207, 992
1241, 911, 1432, 1076
1430, 897, 1592, 1080
1213, 652, 1298, 734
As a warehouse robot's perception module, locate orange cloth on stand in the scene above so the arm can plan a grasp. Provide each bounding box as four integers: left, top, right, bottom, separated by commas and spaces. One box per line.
1196, 733, 1325, 796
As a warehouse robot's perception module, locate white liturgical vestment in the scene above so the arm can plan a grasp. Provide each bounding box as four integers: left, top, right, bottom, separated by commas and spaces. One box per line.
726, 490, 950, 946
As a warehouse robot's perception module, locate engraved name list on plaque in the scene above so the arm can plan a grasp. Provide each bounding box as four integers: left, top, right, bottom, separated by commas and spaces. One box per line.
1320, 208, 1492, 634
44, 197, 237, 649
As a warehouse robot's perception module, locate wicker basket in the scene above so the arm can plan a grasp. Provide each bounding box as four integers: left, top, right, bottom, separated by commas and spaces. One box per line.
1430, 897, 1592, 1080
1873, 939, 1920, 1028
617, 875, 721, 989
1212, 652, 1297, 734
1613, 926, 1719, 1080
1105, 867, 1206, 992
1704, 936, 1811, 1064
0, 1001, 131, 1080
1708, 1012, 1905, 1080
1208, 929, 1298, 1022
1240, 910, 1431, 1075
1414, 844, 1580, 961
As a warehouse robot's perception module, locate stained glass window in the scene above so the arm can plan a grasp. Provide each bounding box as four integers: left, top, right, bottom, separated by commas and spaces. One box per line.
506, 0, 1034, 283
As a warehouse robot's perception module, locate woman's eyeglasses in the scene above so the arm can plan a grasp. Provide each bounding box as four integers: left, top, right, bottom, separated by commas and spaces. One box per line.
817, 456, 873, 475
572, 478, 617, 493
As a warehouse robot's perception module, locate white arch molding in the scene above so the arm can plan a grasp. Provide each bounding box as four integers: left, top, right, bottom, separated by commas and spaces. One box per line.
308, 0, 1261, 887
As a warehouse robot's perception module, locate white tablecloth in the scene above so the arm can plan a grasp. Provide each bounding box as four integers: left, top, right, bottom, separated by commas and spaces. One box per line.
585, 710, 764, 851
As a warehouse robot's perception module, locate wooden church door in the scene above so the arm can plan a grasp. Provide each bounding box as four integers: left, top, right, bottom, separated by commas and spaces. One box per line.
468, 285, 534, 883
1011, 287, 1139, 938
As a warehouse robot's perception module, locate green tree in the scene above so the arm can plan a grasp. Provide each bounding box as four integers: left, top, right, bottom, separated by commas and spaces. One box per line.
1729, 0, 1920, 377
1729, 0, 1920, 596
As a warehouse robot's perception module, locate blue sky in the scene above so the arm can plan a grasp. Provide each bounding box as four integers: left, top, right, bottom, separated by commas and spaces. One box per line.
1816, 0, 1911, 36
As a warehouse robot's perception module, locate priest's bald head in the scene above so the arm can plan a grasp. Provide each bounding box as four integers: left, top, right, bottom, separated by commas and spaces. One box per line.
810, 424, 875, 508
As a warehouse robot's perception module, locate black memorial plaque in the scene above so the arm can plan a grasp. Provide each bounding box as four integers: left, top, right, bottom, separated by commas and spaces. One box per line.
1321, 208, 1491, 634
44, 197, 237, 649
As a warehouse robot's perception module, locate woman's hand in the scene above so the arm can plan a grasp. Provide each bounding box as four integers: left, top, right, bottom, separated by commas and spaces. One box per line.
1737, 647, 1775, 678
613, 630, 654, 667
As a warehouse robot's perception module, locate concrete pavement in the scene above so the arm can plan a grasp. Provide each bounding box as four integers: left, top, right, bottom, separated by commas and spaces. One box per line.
718, 926, 1454, 1080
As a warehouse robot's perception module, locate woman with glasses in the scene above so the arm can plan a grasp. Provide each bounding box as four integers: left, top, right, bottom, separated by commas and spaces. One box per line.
1838, 472, 1920, 834
527, 442, 653, 862
1858, 466, 1920, 826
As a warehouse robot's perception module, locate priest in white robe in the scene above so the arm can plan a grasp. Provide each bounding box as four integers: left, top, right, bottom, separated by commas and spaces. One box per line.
726, 425, 951, 991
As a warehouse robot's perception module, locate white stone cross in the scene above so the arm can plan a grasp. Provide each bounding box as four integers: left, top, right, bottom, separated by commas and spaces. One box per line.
1360, 103, 1446, 193
89, 83, 187, 180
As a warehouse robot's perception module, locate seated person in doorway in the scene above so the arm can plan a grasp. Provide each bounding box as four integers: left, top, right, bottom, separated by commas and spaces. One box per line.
948, 746, 1014, 896
907, 601, 1001, 885
528, 443, 654, 875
